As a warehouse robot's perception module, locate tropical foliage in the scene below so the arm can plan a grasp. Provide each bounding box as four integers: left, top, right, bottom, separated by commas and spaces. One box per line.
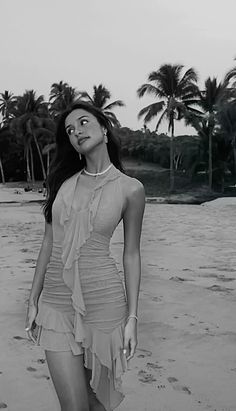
137, 64, 199, 190
10, 90, 56, 182
184, 76, 230, 190
49, 81, 79, 119
0, 91, 16, 125
1, 64, 236, 194
0, 83, 123, 183
78, 84, 125, 127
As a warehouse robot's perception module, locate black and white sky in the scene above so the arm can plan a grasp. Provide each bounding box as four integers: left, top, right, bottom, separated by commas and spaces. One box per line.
1, 0, 236, 133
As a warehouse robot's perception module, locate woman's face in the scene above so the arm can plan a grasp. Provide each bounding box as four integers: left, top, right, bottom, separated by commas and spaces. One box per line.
65, 108, 106, 155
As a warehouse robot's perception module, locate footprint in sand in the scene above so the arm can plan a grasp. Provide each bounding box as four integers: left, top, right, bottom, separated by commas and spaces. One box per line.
37, 358, 46, 364
206, 285, 233, 293
138, 370, 157, 384
167, 377, 178, 383
24, 258, 36, 264
136, 348, 152, 358
13, 336, 27, 341
143, 293, 162, 303
218, 277, 235, 282
151, 296, 162, 302
0, 403, 7, 409
27, 366, 37, 372
33, 374, 50, 380
146, 362, 163, 371
167, 377, 192, 395
169, 276, 188, 282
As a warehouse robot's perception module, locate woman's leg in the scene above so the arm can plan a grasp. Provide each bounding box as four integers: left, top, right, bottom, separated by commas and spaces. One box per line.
45, 350, 90, 411
84, 368, 106, 411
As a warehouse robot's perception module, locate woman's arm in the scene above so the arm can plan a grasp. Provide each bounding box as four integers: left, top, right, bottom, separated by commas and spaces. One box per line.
28, 220, 53, 305
122, 179, 145, 360
26, 220, 53, 341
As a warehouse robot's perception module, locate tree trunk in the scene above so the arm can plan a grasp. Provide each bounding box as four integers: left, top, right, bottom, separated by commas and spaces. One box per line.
29, 144, 35, 184
25, 146, 32, 183
47, 151, 50, 176
32, 133, 47, 180
170, 125, 175, 192
0, 157, 5, 184
233, 136, 236, 176
208, 130, 213, 191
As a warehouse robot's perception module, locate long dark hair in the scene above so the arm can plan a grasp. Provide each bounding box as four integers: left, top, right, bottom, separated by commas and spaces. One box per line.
43, 101, 124, 223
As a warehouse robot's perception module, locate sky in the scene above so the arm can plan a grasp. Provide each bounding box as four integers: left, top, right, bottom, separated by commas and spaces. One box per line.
1, 0, 236, 134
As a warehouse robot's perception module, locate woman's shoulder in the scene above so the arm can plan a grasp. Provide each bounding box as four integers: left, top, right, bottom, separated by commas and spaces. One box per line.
119, 172, 145, 200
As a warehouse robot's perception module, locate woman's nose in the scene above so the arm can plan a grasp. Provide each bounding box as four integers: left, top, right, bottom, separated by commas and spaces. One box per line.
74, 129, 82, 136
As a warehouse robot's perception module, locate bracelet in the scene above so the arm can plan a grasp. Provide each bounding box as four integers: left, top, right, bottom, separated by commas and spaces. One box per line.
127, 315, 138, 321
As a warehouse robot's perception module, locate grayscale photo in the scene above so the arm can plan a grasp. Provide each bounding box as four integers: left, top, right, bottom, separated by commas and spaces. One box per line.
0, 1, 236, 410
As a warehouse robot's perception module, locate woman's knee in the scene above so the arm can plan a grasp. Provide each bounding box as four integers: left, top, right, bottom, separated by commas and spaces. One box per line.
45, 350, 90, 411
61, 398, 89, 411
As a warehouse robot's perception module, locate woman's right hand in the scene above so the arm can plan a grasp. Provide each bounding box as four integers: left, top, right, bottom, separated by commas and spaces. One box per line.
25, 303, 38, 343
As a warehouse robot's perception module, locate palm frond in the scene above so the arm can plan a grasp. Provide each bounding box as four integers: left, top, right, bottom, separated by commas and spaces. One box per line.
224, 67, 236, 85
138, 101, 165, 122
137, 83, 162, 98
103, 111, 121, 127
77, 91, 93, 102
103, 100, 125, 110
177, 68, 198, 92
92, 84, 111, 108
155, 109, 167, 131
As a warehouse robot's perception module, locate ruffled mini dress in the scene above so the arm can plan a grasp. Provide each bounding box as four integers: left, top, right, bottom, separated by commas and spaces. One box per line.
35, 164, 129, 411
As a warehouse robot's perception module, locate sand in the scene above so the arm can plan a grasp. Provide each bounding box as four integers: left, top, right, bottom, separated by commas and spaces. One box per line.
0, 188, 236, 411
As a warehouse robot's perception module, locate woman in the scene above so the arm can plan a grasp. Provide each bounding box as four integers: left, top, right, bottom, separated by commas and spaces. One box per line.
25, 102, 145, 411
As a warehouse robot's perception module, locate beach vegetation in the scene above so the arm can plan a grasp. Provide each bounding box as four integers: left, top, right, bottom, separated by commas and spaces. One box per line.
137, 64, 200, 191
10, 90, 55, 182
78, 83, 125, 127
1, 65, 236, 196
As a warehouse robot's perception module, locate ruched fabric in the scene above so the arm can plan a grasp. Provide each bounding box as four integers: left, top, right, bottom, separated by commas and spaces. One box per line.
36, 165, 129, 410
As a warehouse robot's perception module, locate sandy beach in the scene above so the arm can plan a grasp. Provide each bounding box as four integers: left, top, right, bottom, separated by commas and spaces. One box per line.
0, 187, 236, 411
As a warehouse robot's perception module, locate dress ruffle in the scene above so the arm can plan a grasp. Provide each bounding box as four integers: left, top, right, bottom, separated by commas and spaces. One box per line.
36, 302, 128, 409
59, 167, 123, 322
83, 322, 128, 410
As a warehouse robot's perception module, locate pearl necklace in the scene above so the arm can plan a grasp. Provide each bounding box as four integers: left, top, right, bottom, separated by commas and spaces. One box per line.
83, 163, 113, 177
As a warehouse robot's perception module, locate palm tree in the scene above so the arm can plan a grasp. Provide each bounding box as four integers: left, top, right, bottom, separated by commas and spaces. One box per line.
137, 64, 199, 191
78, 84, 125, 127
49, 81, 78, 118
42, 142, 56, 176
216, 101, 236, 175
50, 81, 69, 101
0, 91, 16, 126
11, 90, 54, 182
0, 125, 10, 183
185, 77, 229, 190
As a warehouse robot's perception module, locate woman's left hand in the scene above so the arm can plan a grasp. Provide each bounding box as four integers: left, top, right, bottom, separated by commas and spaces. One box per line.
123, 318, 138, 361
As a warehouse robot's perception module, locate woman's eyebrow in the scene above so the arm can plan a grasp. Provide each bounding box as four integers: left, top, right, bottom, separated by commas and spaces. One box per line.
78, 115, 88, 120
65, 115, 89, 129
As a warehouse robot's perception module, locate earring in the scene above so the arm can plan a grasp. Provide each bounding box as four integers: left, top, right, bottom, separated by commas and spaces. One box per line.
104, 130, 108, 144
79, 153, 82, 161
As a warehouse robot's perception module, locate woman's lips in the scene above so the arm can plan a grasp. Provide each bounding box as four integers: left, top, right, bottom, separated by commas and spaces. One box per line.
78, 137, 89, 145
